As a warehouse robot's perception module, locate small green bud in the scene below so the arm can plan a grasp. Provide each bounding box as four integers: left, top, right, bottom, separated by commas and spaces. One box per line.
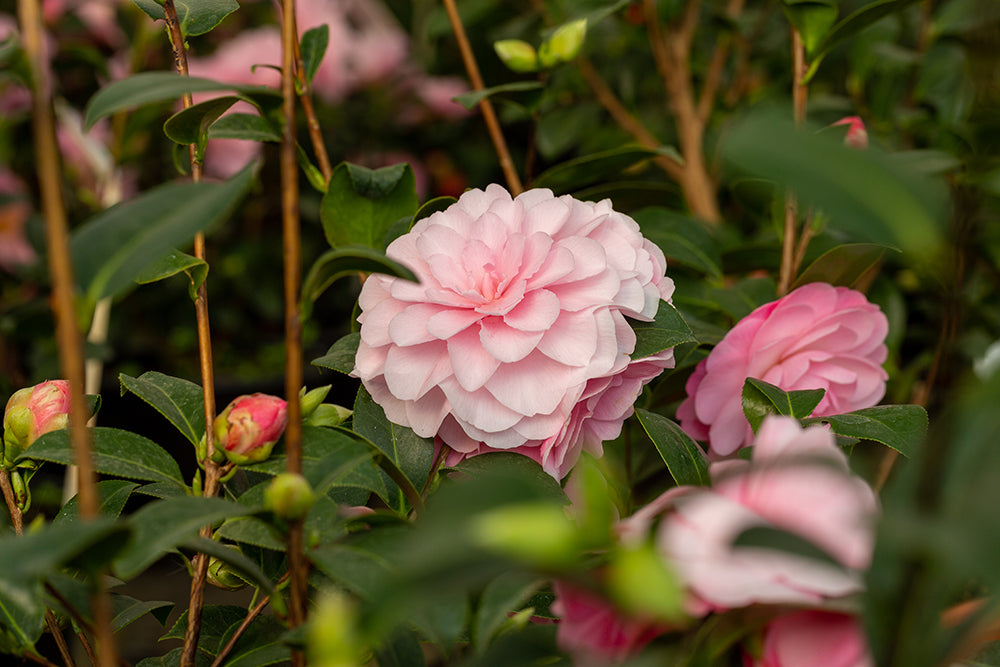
265, 472, 316, 521
207, 545, 249, 591
306, 403, 352, 428
471, 502, 579, 567
308, 591, 365, 667
10, 469, 30, 512
494, 39, 538, 73
300, 385, 332, 419
538, 19, 587, 68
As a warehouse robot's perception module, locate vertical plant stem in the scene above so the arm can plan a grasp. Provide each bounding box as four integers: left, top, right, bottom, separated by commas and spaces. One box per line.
441, 0, 523, 195
778, 27, 807, 296
281, 1, 308, 661
160, 3, 222, 666
0, 470, 24, 534
16, 0, 118, 665
290, 19, 332, 184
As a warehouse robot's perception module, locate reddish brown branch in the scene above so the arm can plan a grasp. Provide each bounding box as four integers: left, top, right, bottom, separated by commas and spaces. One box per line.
209, 580, 284, 667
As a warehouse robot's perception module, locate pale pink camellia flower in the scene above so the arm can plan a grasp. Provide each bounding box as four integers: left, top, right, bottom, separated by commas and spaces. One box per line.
214, 393, 288, 465
552, 580, 668, 665
658, 416, 879, 612
0, 169, 37, 273
3, 380, 71, 466
832, 116, 869, 150
353, 184, 675, 479
749, 610, 874, 667
676, 282, 889, 458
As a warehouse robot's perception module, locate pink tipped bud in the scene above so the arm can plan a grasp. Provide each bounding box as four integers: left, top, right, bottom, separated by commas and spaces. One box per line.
214, 393, 288, 465
3, 380, 71, 466
832, 116, 868, 149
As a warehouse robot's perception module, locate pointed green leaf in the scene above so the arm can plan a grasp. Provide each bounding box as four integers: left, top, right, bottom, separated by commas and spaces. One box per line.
162, 604, 247, 649
635, 409, 710, 486
452, 81, 545, 110
111, 595, 174, 633
312, 332, 360, 374
119, 371, 206, 446
320, 162, 420, 249
742, 377, 826, 432
300, 25, 329, 85
630, 301, 698, 359
130, 0, 239, 37
115, 496, 255, 578
791, 243, 895, 291
301, 245, 418, 320
134, 249, 209, 301
71, 164, 256, 317
54, 480, 138, 524
208, 112, 282, 142
805, 404, 927, 457
474, 571, 543, 651
782, 1, 838, 57
532, 145, 664, 194
24, 427, 184, 486
810, 0, 923, 65
163, 95, 241, 147
633, 207, 723, 279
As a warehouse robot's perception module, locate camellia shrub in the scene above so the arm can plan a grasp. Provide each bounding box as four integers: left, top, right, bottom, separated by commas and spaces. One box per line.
2, 0, 1000, 666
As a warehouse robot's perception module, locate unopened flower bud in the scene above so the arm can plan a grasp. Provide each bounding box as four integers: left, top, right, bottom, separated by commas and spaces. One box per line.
538, 19, 587, 68
214, 393, 288, 465
494, 39, 538, 73
265, 472, 316, 521
831, 115, 868, 149
308, 591, 365, 667
3, 380, 71, 467
300, 385, 332, 419
207, 545, 248, 591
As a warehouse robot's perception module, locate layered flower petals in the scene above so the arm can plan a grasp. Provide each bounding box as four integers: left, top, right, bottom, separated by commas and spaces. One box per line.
353, 185, 675, 478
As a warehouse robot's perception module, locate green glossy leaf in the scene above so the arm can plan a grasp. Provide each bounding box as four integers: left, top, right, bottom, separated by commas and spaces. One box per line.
810, 0, 923, 66
221, 614, 292, 667
134, 249, 208, 300
721, 111, 945, 266
301, 245, 418, 320
180, 535, 275, 593
312, 332, 360, 374
352, 386, 434, 511
320, 162, 420, 249
71, 164, 255, 317
130, 0, 239, 37
119, 371, 206, 446
54, 479, 138, 524
633, 207, 723, 279
635, 408, 710, 486
805, 404, 927, 457
111, 595, 174, 634
741, 378, 826, 432
783, 0, 838, 57
630, 301, 698, 359
163, 95, 241, 148
791, 243, 894, 291
474, 571, 542, 650
25, 427, 184, 486
300, 25, 329, 85
114, 497, 254, 578
376, 627, 426, 667
134, 482, 187, 499
532, 145, 665, 194
452, 81, 544, 110
84, 72, 280, 129
162, 604, 247, 650
208, 112, 282, 142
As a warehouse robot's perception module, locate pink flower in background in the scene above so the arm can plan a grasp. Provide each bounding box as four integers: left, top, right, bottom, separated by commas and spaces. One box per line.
750, 610, 873, 667
832, 116, 869, 150
3, 380, 71, 465
676, 283, 888, 458
552, 580, 667, 665
658, 416, 878, 611
353, 184, 675, 478
0, 169, 37, 272
214, 393, 288, 465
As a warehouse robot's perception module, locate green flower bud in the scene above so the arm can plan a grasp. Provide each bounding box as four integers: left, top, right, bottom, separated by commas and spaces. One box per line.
300, 385, 332, 419
207, 545, 248, 591
538, 19, 587, 68
265, 472, 316, 521
306, 403, 352, 428
494, 39, 538, 73
308, 591, 365, 667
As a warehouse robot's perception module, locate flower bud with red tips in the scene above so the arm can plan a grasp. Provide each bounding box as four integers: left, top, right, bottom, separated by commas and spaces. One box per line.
831, 116, 868, 149
214, 393, 288, 465
3, 380, 71, 468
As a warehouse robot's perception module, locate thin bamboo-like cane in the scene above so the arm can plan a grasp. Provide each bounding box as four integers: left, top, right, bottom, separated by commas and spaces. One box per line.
16, 0, 119, 664
778, 27, 808, 296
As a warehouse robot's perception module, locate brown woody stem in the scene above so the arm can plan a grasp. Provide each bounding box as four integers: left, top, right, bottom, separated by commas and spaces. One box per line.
778, 27, 808, 296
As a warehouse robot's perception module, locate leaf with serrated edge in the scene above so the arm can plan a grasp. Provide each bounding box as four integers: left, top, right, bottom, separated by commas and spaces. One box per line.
120, 371, 205, 446
630, 301, 698, 359
313, 332, 360, 374
804, 405, 926, 457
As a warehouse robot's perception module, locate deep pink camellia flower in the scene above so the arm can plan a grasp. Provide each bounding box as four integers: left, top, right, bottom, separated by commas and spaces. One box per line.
214, 394, 288, 465
677, 282, 888, 458
750, 610, 873, 667
3, 380, 71, 466
353, 184, 675, 478
658, 416, 878, 612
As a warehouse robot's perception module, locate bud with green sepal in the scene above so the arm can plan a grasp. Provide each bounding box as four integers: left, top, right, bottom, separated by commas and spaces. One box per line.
538, 18, 587, 68
265, 472, 316, 522
214, 393, 288, 466
207, 544, 250, 591
3, 380, 72, 469
494, 39, 538, 73
300, 385, 352, 427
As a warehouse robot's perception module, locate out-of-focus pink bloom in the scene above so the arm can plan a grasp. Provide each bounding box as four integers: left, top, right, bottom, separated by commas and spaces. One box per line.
353, 184, 674, 479
677, 283, 888, 458
750, 610, 874, 667
658, 416, 879, 612
0, 16, 33, 115
0, 169, 37, 273
552, 580, 667, 665
214, 393, 288, 465
42, 0, 123, 47
397, 75, 473, 125
832, 116, 868, 150
3, 380, 71, 465
55, 103, 136, 206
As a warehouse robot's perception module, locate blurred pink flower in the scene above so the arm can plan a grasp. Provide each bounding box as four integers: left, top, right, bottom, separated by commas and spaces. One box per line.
750, 610, 873, 667
43, 0, 123, 47
55, 104, 136, 206
353, 184, 675, 478
832, 116, 869, 150
676, 283, 888, 458
658, 416, 879, 612
552, 580, 667, 665
0, 169, 37, 272
3, 380, 71, 465
214, 393, 288, 465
